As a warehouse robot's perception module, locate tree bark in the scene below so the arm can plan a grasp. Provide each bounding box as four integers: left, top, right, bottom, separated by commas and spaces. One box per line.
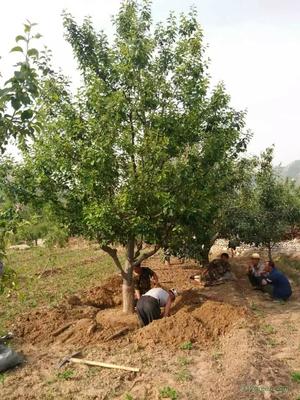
123, 238, 135, 314
200, 246, 210, 266
267, 243, 273, 261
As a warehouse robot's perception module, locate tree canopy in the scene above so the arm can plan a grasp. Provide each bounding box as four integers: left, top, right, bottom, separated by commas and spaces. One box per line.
13, 0, 250, 311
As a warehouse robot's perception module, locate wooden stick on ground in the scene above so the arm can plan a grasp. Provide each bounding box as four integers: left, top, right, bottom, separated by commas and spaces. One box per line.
69, 357, 139, 372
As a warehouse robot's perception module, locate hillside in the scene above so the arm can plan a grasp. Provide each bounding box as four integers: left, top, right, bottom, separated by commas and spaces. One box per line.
276, 160, 300, 184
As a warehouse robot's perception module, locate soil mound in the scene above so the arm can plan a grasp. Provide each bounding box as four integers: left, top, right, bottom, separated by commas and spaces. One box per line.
192, 301, 248, 336
80, 275, 123, 308
13, 276, 248, 349
133, 301, 248, 348
13, 275, 125, 346
13, 304, 98, 345
133, 309, 209, 347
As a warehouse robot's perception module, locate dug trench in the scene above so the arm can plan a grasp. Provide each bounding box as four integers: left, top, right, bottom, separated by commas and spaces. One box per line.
2, 255, 300, 400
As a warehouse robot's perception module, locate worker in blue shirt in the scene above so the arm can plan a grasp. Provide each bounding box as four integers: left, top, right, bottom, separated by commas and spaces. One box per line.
262, 261, 292, 301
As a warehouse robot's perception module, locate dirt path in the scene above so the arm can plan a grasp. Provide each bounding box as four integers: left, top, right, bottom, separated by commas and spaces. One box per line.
1, 255, 300, 400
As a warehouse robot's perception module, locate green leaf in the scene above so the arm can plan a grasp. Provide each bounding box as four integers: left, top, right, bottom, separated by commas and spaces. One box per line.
27, 48, 39, 58
15, 35, 27, 42
11, 98, 21, 110
24, 24, 31, 33
10, 46, 23, 53
34, 33, 42, 39
21, 110, 34, 121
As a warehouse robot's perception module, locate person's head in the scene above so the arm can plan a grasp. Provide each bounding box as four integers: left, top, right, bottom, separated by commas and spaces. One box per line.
133, 263, 142, 274
169, 288, 178, 302
220, 253, 229, 261
264, 260, 275, 273
250, 253, 261, 267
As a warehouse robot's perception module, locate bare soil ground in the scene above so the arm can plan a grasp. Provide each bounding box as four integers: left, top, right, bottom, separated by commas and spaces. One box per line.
1, 253, 300, 400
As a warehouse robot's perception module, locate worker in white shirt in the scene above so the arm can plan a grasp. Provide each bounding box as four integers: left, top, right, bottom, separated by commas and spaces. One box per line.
136, 287, 177, 327
247, 253, 264, 289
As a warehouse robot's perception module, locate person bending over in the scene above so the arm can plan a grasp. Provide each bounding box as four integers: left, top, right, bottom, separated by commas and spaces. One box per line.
136, 287, 177, 327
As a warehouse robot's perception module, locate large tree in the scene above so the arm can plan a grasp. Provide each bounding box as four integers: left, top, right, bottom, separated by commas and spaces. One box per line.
19, 0, 249, 312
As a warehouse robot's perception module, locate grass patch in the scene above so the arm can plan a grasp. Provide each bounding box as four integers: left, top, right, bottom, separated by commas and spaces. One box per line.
175, 368, 192, 382
124, 394, 134, 400
261, 324, 276, 335
212, 351, 223, 361
291, 371, 300, 383
250, 302, 265, 317
57, 369, 75, 381
159, 386, 178, 399
177, 356, 190, 367
265, 337, 277, 347
180, 341, 193, 350
0, 372, 6, 385
0, 244, 119, 332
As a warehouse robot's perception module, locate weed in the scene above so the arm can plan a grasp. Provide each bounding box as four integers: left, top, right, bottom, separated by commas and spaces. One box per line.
177, 356, 190, 367
124, 394, 134, 400
180, 341, 193, 350
175, 368, 192, 382
0, 372, 6, 385
212, 351, 223, 361
265, 337, 277, 347
159, 386, 178, 399
261, 324, 276, 335
291, 371, 300, 383
250, 302, 265, 317
57, 369, 74, 380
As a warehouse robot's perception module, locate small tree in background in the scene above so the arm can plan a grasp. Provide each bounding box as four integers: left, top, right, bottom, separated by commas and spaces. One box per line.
225, 148, 300, 259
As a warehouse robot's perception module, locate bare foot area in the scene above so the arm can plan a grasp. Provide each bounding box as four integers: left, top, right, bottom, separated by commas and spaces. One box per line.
1, 255, 300, 400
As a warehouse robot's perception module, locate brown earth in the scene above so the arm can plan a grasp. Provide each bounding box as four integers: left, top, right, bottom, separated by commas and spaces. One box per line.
2, 254, 300, 400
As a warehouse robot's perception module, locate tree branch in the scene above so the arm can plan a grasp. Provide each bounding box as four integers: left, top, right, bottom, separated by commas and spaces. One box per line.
101, 245, 126, 278
134, 239, 144, 259
133, 245, 160, 267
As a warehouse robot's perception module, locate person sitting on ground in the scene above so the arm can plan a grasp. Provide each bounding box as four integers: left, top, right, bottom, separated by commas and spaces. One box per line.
133, 263, 159, 300
136, 287, 177, 327
247, 253, 264, 289
261, 260, 292, 301
190, 253, 235, 286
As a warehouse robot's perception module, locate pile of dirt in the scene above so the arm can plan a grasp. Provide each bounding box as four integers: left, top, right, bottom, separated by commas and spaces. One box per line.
192, 301, 248, 336
133, 309, 209, 347
13, 276, 248, 349
133, 301, 248, 348
13, 275, 125, 346
79, 274, 123, 308
13, 304, 99, 345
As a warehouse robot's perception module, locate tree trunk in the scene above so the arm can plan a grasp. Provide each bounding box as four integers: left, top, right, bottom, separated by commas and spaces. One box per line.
267, 243, 272, 261
200, 246, 210, 266
122, 238, 135, 314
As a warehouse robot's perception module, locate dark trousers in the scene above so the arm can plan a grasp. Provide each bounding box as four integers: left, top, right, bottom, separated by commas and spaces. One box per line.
247, 272, 263, 288
262, 284, 291, 301
136, 296, 161, 327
